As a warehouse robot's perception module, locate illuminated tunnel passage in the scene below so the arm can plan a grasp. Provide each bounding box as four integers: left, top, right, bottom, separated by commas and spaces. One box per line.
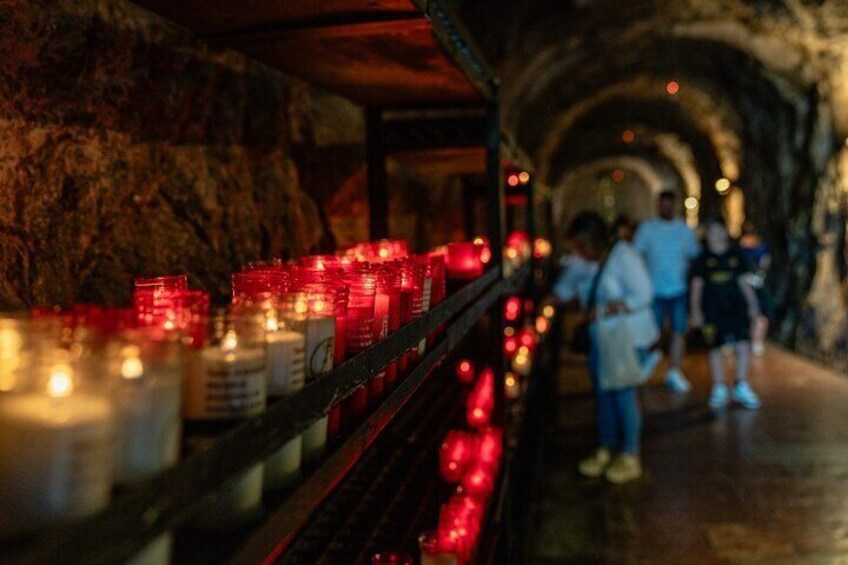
450, 0, 848, 562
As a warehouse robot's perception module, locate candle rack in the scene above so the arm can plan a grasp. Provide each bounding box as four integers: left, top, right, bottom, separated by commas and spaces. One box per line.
3, 267, 530, 565
0, 0, 549, 561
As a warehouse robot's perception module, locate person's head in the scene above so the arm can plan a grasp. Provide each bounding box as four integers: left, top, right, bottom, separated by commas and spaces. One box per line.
704, 216, 730, 252
741, 220, 757, 237
566, 211, 610, 261
657, 190, 677, 220
612, 214, 634, 241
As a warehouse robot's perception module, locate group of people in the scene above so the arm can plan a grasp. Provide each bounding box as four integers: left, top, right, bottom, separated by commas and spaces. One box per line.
552, 190, 771, 484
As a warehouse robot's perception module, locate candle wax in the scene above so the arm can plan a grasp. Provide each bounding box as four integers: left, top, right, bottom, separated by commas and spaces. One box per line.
266, 331, 305, 396
114, 370, 181, 484
126, 532, 173, 565
264, 331, 305, 490
0, 393, 114, 536
191, 462, 263, 530
263, 435, 302, 490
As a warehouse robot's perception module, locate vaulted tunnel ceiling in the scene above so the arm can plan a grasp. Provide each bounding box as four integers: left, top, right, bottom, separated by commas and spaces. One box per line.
453, 0, 848, 341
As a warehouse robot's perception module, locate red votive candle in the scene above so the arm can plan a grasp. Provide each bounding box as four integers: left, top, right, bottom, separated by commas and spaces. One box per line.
440, 430, 476, 483
504, 295, 522, 323
455, 359, 475, 384
466, 368, 495, 429
446, 242, 484, 280
375, 263, 402, 391
340, 268, 376, 424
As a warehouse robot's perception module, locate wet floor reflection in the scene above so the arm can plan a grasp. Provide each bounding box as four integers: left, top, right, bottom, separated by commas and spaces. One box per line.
533, 346, 848, 563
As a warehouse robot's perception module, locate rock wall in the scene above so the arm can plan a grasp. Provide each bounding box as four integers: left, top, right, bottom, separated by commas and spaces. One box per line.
0, 0, 464, 308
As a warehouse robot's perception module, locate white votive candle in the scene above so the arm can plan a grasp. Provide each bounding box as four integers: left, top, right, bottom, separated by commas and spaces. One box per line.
264, 325, 306, 490
0, 382, 114, 537
113, 347, 182, 484
301, 315, 335, 464
184, 332, 267, 530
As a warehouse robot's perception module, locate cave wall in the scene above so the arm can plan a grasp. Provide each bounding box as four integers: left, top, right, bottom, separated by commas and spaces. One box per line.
0, 0, 464, 309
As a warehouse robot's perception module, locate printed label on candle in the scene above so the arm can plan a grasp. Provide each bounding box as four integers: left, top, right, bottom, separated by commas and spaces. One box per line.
305, 316, 335, 381
347, 317, 375, 353
418, 278, 433, 355
266, 331, 306, 396
184, 348, 266, 420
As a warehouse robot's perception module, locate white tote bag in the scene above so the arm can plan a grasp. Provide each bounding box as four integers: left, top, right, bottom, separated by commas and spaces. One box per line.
596, 312, 643, 391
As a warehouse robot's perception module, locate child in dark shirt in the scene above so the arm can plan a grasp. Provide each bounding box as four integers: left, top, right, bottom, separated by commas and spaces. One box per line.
690, 217, 761, 409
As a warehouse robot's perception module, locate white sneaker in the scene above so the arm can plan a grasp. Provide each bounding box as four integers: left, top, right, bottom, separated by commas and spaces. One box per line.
708, 383, 729, 409
604, 454, 642, 484
641, 350, 663, 379
732, 381, 761, 409
578, 448, 611, 478
665, 368, 691, 393
752, 342, 765, 356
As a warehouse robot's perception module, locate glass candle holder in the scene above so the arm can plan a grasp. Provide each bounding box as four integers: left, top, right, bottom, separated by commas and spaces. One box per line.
185, 309, 267, 531
374, 263, 402, 393
466, 368, 495, 429
0, 344, 114, 538
280, 292, 336, 464
106, 327, 183, 485
446, 242, 485, 281
237, 295, 306, 491
419, 530, 459, 565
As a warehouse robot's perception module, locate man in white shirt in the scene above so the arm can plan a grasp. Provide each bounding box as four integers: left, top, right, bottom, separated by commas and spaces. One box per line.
633, 190, 700, 392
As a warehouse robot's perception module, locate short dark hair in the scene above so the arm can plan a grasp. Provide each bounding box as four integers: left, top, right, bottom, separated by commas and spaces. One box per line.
566, 211, 610, 255
659, 190, 677, 201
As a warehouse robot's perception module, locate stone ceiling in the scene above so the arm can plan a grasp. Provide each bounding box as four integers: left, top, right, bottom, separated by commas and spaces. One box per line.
455, 0, 848, 345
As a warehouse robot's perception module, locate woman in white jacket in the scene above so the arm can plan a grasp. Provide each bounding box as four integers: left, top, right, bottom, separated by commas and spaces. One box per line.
554, 211, 658, 484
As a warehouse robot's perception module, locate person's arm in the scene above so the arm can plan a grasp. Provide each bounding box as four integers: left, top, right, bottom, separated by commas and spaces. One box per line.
738, 275, 761, 321
690, 277, 705, 328
607, 246, 653, 316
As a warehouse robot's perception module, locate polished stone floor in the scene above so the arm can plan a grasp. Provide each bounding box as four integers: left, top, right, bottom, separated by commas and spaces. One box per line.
531, 345, 848, 564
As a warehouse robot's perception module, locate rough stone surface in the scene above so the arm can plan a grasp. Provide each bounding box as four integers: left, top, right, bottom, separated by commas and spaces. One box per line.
0, 0, 462, 309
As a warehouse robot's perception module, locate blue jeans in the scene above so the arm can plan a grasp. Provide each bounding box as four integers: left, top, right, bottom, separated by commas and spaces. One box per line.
589, 328, 645, 455
653, 294, 688, 334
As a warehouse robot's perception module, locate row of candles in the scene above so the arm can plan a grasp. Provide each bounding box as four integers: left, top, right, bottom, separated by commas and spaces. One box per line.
413, 295, 555, 564
0, 233, 541, 564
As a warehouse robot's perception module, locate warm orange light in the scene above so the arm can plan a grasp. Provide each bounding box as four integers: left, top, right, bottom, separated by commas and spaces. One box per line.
518, 171, 531, 184
47, 365, 74, 398
622, 130, 635, 143
479, 247, 492, 264
507, 174, 520, 187
611, 170, 625, 183
666, 81, 679, 95
505, 375, 517, 387
535, 316, 549, 334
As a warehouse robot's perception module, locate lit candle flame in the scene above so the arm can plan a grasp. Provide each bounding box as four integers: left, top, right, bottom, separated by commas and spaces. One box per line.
266, 316, 279, 332
505, 374, 517, 387
295, 300, 308, 315
121, 356, 144, 380
47, 364, 74, 398
222, 330, 239, 351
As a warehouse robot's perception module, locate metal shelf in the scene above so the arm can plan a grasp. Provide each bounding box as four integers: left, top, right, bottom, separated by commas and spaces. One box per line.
4, 267, 529, 565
